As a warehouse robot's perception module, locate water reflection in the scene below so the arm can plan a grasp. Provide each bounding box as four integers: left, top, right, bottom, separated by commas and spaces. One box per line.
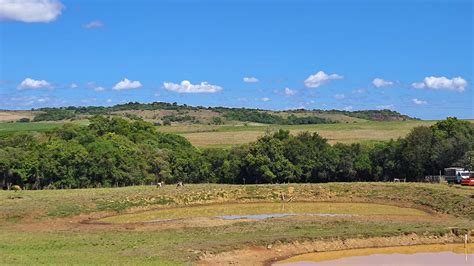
276, 244, 473, 266
219, 213, 353, 220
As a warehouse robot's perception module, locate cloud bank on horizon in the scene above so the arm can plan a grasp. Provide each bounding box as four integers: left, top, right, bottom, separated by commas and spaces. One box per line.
0, 0, 472, 119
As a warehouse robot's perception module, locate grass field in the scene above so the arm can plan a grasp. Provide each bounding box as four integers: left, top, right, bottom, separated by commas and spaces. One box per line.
2, 120, 471, 147
162, 120, 438, 147
0, 183, 472, 264
0, 121, 88, 136
0, 122, 63, 136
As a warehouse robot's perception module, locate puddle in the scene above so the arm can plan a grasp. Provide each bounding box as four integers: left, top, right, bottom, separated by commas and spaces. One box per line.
275, 243, 474, 266
218, 213, 353, 220
99, 202, 428, 224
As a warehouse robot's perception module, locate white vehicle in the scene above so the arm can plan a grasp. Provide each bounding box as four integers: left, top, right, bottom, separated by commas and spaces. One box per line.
444, 167, 469, 184
456, 171, 471, 183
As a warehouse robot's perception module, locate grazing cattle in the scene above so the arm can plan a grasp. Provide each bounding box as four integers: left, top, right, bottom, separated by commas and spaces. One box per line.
11, 185, 22, 192
176, 182, 183, 188
279, 192, 285, 201
156, 181, 164, 188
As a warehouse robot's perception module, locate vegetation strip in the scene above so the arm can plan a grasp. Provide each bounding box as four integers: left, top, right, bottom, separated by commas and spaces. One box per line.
1, 117, 472, 190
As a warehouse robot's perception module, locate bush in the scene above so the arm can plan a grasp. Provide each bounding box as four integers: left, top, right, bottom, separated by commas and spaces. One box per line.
33, 109, 75, 122
17, 118, 30, 123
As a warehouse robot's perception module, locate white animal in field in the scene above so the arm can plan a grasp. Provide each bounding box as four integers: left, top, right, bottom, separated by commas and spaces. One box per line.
176, 181, 183, 188
156, 181, 164, 188
11, 185, 22, 192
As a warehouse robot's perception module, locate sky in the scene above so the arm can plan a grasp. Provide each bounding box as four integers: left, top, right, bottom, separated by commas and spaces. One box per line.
0, 0, 472, 119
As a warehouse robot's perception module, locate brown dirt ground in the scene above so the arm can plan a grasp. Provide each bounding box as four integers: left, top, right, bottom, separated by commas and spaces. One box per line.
0, 111, 35, 121
3, 200, 468, 266
198, 233, 470, 265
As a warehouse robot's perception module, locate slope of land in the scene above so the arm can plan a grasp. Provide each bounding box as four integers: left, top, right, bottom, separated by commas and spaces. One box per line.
0, 183, 472, 265
1, 102, 418, 124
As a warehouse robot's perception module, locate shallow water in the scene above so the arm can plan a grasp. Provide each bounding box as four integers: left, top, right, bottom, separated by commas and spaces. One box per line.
276, 243, 474, 266
100, 202, 427, 224
219, 213, 353, 220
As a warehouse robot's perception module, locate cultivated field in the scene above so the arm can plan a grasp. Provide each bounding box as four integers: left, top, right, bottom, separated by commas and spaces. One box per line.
1, 183, 472, 265
162, 120, 438, 147
0, 119, 471, 147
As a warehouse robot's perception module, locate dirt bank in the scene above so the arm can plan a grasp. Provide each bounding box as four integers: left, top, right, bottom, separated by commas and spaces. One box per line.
198, 233, 471, 265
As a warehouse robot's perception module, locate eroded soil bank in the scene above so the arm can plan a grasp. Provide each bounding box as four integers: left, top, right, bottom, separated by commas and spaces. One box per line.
199, 233, 472, 265
276, 243, 474, 265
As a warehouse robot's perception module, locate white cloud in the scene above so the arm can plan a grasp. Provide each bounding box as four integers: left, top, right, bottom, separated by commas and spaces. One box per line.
163, 80, 223, 93
17, 78, 51, 90
106, 99, 112, 103
243, 77, 259, 83
334, 94, 345, 100
86, 82, 106, 92
0, 0, 64, 23
353, 88, 366, 94
411, 82, 425, 89
9, 95, 50, 106
372, 78, 394, 88
376, 104, 394, 109
412, 98, 427, 105
83, 20, 104, 29
112, 78, 142, 90
284, 87, 296, 96
343, 106, 353, 111
70, 83, 78, 89
304, 71, 343, 88
412, 76, 467, 92
261, 97, 270, 102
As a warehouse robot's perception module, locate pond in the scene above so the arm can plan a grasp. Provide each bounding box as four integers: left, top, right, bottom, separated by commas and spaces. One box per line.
275, 243, 473, 266
100, 202, 428, 224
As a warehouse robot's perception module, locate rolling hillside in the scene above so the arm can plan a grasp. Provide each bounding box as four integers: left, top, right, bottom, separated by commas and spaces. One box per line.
0, 102, 417, 125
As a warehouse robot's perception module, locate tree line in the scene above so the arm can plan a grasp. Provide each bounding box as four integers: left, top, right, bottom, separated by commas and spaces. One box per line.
31, 102, 416, 122
1, 116, 472, 189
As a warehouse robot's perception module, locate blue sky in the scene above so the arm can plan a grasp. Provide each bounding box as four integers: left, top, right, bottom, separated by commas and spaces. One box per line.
0, 0, 472, 119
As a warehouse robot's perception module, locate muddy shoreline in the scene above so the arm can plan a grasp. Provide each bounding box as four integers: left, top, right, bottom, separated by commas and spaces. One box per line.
198, 232, 472, 265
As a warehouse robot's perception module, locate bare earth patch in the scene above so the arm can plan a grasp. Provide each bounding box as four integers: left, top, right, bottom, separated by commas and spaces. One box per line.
199, 234, 469, 265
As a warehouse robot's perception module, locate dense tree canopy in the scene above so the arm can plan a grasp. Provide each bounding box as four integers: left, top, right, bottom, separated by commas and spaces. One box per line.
1, 117, 472, 189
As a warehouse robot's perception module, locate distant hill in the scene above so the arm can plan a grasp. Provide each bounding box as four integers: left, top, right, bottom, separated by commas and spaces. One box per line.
1, 102, 418, 125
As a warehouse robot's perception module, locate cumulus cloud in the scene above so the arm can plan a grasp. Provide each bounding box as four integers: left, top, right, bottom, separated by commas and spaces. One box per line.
69, 83, 78, 89
334, 94, 345, 100
343, 106, 353, 111
0, 0, 64, 23
412, 76, 467, 92
163, 80, 223, 93
243, 77, 259, 83
112, 78, 142, 90
411, 82, 425, 89
261, 97, 270, 102
304, 71, 343, 88
17, 78, 51, 90
372, 78, 394, 88
83, 20, 104, 29
412, 98, 427, 105
94, 86, 105, 92
284, 87, 296, 96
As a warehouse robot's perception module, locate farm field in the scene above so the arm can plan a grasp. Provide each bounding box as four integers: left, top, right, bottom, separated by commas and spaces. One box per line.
168, 120, 438, 147
0, 120, 89, 136
0, 183, 472, 265
0, 119, 441, 146
0, 122, 63, 136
